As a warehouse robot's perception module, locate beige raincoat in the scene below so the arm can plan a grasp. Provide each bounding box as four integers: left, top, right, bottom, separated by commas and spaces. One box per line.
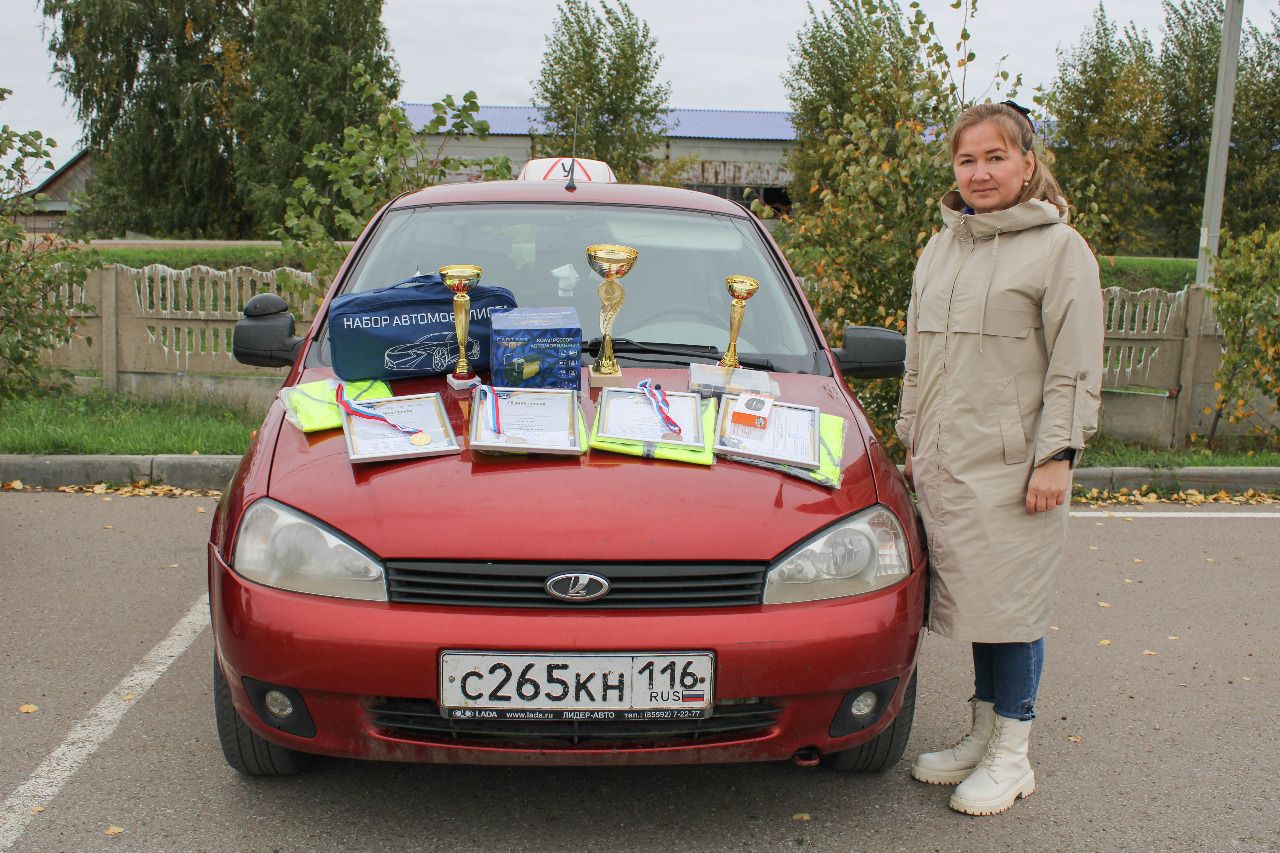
896, 191, 1104, 643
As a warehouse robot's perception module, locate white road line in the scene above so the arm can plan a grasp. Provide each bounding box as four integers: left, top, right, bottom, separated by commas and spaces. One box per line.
0, 593, 209, 852
1070, 511, 1280, 518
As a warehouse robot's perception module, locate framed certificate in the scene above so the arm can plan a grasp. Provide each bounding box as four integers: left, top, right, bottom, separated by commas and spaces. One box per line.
468, 387, 583, 456
595, 386, 704, 448
714, 395, 821, 470
340, 392, 461, 463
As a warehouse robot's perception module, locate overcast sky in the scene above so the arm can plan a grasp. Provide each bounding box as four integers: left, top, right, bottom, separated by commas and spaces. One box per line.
3, 0, 1277, 179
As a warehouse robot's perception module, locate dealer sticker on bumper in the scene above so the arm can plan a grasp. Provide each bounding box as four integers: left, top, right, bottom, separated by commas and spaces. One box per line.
440, 652, 714, 720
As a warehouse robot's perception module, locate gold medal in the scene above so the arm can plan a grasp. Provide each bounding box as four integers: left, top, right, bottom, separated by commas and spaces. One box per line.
409, 431, 432, 446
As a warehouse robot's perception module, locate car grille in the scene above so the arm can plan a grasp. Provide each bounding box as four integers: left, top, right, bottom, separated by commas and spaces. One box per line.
368, 698, 782, 748
384, 561, 767, 608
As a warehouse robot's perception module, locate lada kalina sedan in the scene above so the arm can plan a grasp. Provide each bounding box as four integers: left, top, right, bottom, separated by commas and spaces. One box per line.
213, 171, 927, 776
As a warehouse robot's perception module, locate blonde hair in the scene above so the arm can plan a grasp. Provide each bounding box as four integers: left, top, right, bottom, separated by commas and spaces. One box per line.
948, 103, 1067, 212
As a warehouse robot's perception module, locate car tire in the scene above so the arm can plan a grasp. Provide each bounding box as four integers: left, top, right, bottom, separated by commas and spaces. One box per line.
213, 655, 307, 776
821, 671, 917, 773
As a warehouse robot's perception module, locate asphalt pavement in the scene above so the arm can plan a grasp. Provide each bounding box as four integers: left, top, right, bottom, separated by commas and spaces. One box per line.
3, 492, 1279, 851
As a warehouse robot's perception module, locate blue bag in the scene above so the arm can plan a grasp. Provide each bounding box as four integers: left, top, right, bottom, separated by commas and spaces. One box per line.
328, 274, 517, 381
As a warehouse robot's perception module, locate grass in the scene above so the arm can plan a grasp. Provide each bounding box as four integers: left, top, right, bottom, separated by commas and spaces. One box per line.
1099, 256, 1196, 292
1081, 435, 1280, 468
86, 244, 309, 271
0, 390, 261, 455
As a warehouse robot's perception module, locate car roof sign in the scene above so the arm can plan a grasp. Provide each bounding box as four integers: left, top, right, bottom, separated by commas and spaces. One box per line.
517, 157, 617, 183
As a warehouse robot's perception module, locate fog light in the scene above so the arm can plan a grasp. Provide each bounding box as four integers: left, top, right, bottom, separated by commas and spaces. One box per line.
264, 689, 295, 719
849, 690, 878, 718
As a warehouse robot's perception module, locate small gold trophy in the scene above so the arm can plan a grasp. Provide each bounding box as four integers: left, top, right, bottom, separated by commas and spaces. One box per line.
586, 244, 638, 388
440, 264, 484, 391
718, 275, 760, 368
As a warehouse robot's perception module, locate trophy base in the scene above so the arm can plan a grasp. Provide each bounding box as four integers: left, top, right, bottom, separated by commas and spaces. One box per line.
447, 372, 481, 391
589, 367, 627, 388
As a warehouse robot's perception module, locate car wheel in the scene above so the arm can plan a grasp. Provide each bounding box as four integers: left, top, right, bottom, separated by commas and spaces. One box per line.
821, 671, 917, 772
213, 655, 307, 776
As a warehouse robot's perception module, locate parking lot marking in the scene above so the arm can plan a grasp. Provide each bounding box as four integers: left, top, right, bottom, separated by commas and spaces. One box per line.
1070, 511, 1280, 518
0, 594, 209, 852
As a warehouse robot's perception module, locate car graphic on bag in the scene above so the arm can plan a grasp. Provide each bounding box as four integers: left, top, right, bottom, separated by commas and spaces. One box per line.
384, 331, 480, 373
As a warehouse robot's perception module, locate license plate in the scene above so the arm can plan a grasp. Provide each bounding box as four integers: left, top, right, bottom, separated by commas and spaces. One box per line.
439, 652, 714, 721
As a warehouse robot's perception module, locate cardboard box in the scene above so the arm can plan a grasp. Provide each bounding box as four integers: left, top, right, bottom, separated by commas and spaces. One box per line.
491, 307, 583, 390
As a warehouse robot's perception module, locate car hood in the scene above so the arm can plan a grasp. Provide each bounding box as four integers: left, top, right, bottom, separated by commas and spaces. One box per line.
266, 368, 877, 563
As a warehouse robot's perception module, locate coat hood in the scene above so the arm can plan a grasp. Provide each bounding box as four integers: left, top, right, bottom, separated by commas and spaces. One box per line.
940, 190, 1066, 239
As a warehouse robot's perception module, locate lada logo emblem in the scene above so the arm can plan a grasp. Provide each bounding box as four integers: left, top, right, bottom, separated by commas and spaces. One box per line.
545, 572, 610, 602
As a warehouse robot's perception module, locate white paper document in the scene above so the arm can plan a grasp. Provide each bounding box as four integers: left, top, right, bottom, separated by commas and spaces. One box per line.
471, 388, 580, 454
716, 397, 820, 469
596, 388, 703, 447
342, 393, 460, 463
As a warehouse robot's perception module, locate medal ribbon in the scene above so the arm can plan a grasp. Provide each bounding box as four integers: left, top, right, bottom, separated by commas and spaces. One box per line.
475, 385, 502, 435
335, 383, 421, 436
637, 378, 682, 435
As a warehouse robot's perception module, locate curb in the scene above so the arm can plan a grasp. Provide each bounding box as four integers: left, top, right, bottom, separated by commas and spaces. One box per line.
3, 454, 1279, 493
0, 454, 240, 491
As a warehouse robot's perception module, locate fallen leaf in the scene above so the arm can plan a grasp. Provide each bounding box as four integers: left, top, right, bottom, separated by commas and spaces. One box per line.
1124, 579, 1133, 584
102, 524, 113, 529
1168, 635, 1180, 640
1098, 639, 1112, 646
1242, 676, 1253, 682
105, 825, 125, 837
792, 813, 812, 822
1050, 626, 1059, 631
1133, 558, 1144, 563
120, 692, 136, 702
6, 479, 23, 490
92, 484, 106, 494
196, 506, 207, 513
31, 805, 44, 814
1067, 735, 1082, 743
1153, 724, 1161, 731
1205, 558, 1216, 563
1143, 650, 1159, 656
1088, 545, 1100, 550
1098, 601, 1112, 608
168, 564, 179, 569
18, 704, 39, 713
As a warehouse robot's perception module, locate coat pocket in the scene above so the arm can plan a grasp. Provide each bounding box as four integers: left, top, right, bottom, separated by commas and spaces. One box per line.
981, 305, 1043, 339
998, 377, 1028, 465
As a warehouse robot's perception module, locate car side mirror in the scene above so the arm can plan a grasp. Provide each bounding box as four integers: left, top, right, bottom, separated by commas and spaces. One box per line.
233, 293, 304, 368
835, 325, 905, 379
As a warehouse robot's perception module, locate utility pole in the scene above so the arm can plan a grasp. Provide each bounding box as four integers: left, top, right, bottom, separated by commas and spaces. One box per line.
1173, 0, 1244, 448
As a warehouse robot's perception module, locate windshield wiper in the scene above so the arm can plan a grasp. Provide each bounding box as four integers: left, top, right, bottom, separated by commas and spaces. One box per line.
582, 337, 775, 371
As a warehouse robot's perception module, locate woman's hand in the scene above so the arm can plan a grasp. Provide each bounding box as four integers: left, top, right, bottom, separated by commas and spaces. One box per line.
1026, 459, 1071, 514
904, 453, 914, 490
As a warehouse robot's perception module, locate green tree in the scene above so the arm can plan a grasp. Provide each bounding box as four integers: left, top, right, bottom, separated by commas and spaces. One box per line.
532, 0, 671, 182
1043, 3, 1164, 255
234, 0, 400, 231
1226, 11, 1280, 240
0, 88, 97, 397
778, 0, 1022, 447
43, 0, 252, 237
279, 75, 510, 284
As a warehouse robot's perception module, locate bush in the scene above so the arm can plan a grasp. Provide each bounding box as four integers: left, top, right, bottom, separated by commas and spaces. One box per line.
1207, 226, 1280, 444
0, 88, 97, 397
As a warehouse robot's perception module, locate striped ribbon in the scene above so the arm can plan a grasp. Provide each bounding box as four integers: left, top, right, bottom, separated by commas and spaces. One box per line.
475, 385, 502, 434
637, 378, 682, 435
335, 383, 421, 437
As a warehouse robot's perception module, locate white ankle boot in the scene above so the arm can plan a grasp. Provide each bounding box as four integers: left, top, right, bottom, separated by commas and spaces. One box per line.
911, 699, 996, 785
949, 715, 1036, 815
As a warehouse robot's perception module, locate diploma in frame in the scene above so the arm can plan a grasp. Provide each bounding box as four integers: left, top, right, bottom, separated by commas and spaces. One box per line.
468, 387, 583, 456
714, 395, 821, 470
341, 392, 461, 463
595, 386, 704, 448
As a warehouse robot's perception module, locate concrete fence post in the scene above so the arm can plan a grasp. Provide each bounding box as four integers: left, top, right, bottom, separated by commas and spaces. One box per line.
100, 266, 119, 393
1171, 284, 1208, 448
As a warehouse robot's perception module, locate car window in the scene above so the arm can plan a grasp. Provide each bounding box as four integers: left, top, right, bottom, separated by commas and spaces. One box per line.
316, 203, 823, 373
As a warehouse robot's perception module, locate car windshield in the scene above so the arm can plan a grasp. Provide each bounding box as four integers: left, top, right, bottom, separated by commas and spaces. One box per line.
311, 202, 824, 374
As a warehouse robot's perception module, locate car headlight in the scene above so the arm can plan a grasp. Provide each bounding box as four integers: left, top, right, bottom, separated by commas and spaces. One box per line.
232, 499, 387, 601
764, 505, 910, 604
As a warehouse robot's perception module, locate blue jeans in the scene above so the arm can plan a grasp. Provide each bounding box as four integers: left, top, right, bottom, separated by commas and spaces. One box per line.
973, 639, 1044, 721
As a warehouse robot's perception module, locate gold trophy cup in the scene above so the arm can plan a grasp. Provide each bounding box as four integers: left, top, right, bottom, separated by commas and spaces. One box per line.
439, 264, 484, 391
586, 244, 638, 388
718, 275, 760, 368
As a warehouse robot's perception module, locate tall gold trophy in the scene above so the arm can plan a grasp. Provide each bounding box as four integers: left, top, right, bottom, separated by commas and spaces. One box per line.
586, 244, 638, 388
440, 264, 484, 391
718, 275, 760, 368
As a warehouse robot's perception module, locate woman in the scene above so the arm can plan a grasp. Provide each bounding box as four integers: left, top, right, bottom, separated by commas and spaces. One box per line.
895, 101, 1104, 816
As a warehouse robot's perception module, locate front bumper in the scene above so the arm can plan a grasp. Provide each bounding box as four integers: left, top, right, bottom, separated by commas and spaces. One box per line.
210, 545, 925, 766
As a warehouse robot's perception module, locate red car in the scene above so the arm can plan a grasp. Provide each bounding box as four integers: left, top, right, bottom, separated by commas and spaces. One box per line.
211, 171, 926, 775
